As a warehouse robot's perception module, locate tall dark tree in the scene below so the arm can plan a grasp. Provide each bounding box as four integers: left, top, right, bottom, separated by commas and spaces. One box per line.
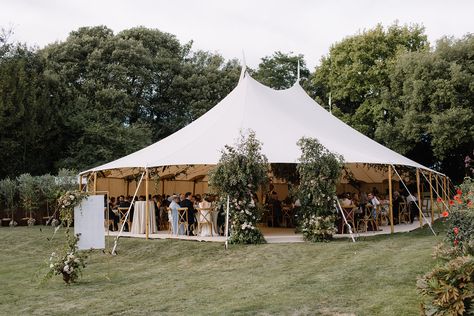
0, 44, 66, 178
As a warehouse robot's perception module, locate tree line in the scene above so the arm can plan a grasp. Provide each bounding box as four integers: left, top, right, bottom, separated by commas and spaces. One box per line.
0, 24, 472, 182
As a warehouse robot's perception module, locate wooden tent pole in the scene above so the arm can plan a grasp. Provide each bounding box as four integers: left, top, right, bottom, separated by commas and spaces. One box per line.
416, 169, 422, 228
435, 174, 440, 217
429, 172, 434, 224
93, 172, 97, 195
443, 176, 449, 211
145, 168, 149, 239
79, 174, 82, 191
388, 165, 394, 234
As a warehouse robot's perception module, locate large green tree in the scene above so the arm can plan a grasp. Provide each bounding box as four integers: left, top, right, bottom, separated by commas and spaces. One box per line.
252, 51, 310, 89
0, 44, 67, 178
311, 23, 429, 136
376, 35, 474, 180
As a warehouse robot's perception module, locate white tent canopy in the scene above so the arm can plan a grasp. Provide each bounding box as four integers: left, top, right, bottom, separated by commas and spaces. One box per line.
82, 73, 440, 179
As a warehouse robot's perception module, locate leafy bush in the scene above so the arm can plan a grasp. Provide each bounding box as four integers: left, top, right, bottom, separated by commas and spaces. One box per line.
295, 137, 343, 241
209, 130, 268, 244
417, 177, 474, 315
417, 255, 474, 315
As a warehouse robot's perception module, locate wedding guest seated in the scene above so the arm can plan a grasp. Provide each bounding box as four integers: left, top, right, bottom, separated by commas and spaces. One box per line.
119, 196, 133, 231
341, 193, 353, 207
367, 192, 380, 231
107, 197, 118, 231
406, 192, 418, 223
392, 191, 401, 224
198, 195, 213, 236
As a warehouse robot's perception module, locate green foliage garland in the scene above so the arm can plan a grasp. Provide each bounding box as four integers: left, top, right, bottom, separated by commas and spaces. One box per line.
295, 137, 344, 242
209, 130, 268, 244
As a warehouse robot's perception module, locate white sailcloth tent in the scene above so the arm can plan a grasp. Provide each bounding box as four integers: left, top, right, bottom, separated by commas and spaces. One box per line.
81, 71, 440, 182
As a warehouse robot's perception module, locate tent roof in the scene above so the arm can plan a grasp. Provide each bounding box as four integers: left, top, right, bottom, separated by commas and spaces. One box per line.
82, 73, 440, 178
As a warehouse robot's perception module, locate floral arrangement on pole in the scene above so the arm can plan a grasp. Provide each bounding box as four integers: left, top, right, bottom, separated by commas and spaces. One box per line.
295, 137, 344, 242
57, 190, 88, 227
44, 190, 88, 284
209, 130, 268, 244
417, 177, 474, 315
44, 231, 87, 284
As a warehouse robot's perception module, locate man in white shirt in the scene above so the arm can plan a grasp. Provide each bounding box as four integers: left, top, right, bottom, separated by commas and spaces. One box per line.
368, 193, 381, 230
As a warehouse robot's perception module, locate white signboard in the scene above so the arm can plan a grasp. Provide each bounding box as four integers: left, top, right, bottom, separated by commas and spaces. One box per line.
74, 195, 105, 250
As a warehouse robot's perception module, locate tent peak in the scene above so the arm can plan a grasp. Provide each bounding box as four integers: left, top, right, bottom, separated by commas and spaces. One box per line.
238, 50, 247, 83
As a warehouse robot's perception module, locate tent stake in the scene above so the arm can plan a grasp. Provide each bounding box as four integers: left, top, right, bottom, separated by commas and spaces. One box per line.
112, 172, 145, 255
335, 198, 356, 242
416, 169, 422, 228
391, 165, 436, 236
429, 172, 434, 224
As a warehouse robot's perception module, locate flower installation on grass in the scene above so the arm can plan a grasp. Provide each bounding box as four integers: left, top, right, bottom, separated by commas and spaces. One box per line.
209, 130, 268, 244
45, 231, 87, 284
294, 137, 343, 242
44, 190, 89, 284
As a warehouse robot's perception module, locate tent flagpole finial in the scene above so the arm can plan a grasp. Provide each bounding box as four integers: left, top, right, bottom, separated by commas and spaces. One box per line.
239, 50, 247, 83
296, 59, 301, 83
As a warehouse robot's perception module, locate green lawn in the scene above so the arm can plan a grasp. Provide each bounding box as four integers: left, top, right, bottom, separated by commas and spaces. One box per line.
0, 222, 445, 315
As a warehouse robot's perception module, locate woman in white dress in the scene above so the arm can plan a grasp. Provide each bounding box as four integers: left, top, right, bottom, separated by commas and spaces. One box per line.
198, 196, 213, 237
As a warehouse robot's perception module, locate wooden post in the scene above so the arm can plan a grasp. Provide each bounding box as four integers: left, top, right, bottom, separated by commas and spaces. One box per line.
145, 168, 149, 239
443, 176, 448, 212
388, 165, 394, 234
416, 169, 422, 227
429, 172, 434, 223
435, 174, 440, 216
78, 175, 82, 191
93, 172, 97, 195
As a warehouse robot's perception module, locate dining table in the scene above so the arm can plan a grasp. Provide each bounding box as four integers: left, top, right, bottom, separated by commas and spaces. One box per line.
131, 201, 157, 234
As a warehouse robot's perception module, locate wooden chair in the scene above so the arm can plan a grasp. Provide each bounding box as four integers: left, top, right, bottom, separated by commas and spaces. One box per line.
281, 206, 293, 228
357, 205, 378, 232
398, 202, 410, 224
377, 204, 390, 226
264, 204, 274, 227
177, 207, 189, 236
196, 208, 214, 236
341, 206, 357, 234
117, 207, 131, 232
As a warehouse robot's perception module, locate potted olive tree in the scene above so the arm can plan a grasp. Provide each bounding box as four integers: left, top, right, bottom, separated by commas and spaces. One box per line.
17, 173, 41, 226
0, 177, 17, 227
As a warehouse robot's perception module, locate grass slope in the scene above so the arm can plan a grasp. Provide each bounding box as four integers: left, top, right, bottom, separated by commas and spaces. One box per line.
0, 222, 445, 315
